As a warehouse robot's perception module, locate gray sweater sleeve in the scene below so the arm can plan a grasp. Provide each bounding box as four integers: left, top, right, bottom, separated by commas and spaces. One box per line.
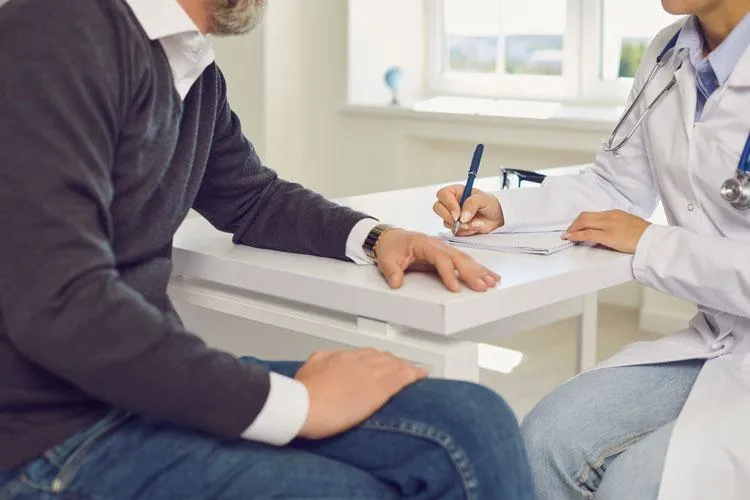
192, 68, 371, 260
0, 0, 269, 439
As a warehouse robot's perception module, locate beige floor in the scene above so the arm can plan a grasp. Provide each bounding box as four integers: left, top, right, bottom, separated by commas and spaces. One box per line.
481, 305, 661, 421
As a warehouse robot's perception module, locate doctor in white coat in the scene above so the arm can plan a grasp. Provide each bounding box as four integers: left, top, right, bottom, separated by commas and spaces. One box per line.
434, 1, 750, 499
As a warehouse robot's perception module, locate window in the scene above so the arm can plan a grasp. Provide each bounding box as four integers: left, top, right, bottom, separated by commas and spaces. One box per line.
428, 0, 679, 104
443, 0, 566, 77
599, 0, 678, 80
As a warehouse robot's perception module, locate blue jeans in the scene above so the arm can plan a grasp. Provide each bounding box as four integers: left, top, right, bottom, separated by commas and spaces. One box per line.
521, 360, 705, 500
0, 358, 534, 499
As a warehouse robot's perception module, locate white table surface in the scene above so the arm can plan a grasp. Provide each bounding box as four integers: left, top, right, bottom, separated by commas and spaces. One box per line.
172, 173, 636, 336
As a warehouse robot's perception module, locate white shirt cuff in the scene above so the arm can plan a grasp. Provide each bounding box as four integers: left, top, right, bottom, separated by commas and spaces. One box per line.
241, 372, 309, 446
345, 218, 379, 265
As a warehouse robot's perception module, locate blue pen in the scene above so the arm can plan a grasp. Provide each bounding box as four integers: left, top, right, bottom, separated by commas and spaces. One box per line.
453, 144, 484, 234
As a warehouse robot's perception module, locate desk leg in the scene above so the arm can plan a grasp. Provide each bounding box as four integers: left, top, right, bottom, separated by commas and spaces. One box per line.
577, 292, 598, 373
433, 344, 481, 382
356, 318, 480, 383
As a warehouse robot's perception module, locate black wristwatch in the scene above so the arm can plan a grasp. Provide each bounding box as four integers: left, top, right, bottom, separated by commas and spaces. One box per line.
362, 223, 397, 262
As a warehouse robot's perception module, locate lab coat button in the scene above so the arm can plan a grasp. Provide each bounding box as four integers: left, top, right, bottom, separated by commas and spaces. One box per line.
711, 341, 724, 351
687, 203, 695, 211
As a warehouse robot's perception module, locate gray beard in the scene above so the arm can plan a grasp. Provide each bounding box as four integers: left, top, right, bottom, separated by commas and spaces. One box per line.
210, 0, 267, 36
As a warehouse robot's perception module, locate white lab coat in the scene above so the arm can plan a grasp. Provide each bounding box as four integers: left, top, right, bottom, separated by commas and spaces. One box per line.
497, 19, 750, 500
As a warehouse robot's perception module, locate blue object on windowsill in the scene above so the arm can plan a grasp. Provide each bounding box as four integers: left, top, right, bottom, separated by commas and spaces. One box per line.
384, 66, 404, 106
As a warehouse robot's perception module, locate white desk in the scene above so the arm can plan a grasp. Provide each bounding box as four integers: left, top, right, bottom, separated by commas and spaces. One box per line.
169, 171, 638, 382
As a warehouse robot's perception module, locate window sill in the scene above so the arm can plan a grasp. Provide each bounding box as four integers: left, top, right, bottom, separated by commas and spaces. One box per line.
341, 96, 621, 134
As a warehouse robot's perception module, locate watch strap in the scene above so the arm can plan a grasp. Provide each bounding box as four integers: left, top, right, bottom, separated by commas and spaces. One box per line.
362, 223, 396, 261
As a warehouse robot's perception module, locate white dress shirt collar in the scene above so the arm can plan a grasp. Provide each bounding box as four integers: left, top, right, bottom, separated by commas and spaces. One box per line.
123, 0, 215, 99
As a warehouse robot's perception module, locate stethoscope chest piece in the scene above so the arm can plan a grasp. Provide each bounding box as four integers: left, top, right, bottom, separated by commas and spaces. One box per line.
720, 170, 750, 210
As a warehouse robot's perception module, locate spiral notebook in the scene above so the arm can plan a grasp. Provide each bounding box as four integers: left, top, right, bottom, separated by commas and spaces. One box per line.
440, 231, 574, 255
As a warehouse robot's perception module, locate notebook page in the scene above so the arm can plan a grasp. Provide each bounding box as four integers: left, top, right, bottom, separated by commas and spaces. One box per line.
440, 231, 574, 255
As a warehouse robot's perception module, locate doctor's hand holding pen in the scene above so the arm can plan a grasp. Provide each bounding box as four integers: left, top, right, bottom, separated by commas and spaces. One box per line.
434, 186, 651, 255
433, 186, 505, 237
433, 144, 506, 237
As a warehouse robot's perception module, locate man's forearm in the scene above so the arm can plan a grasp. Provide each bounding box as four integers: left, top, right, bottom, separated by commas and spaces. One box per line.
193, 68, 375, 261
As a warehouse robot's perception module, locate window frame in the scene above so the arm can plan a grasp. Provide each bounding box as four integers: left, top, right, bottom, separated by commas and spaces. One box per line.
426, 0, 644, 105
579, 0, 639, 103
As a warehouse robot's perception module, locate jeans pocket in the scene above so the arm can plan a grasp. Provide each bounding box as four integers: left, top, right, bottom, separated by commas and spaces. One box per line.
27, 410, 132, 494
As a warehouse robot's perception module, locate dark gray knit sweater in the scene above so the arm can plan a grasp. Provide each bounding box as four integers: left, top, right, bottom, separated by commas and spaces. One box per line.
0, 0, 368, 468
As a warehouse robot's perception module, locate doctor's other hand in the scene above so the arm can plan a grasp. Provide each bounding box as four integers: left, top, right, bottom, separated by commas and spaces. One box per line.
375, 229, 500, 293
433, 185, 504, 236
296, 348, 428, 440
563, 210, 651, 254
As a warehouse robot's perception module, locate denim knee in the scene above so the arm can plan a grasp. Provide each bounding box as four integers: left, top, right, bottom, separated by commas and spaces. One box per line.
379, 378, 524, 460
416, 379, 518, 434
456, 382, 518, 433
520, 393, 587, 493
522, 395, 569, 461
440, 382, 535, 500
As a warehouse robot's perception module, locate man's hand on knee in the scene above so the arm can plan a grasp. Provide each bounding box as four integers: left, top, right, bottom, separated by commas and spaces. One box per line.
294, 349, 427, 440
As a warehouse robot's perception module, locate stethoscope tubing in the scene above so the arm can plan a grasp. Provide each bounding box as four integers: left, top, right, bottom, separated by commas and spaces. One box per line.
603, 32, 681, 154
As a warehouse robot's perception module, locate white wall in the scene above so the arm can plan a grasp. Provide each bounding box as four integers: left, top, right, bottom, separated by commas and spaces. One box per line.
211, 24, 266, 158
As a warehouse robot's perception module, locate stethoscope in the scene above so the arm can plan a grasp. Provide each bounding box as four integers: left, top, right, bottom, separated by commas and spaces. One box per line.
603, 30, 750, 210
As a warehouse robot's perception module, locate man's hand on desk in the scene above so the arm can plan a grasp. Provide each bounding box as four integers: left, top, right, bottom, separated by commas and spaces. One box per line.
562, 210, 651, 254
295, 348, 427, 440
374, 229, 500, 293
433, 186, 504, 237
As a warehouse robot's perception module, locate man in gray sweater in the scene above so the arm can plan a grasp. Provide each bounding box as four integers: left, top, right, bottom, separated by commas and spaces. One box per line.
0, 0, 534, 498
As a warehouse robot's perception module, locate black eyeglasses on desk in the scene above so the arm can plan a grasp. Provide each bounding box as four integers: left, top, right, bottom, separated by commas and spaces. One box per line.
500, 168, 547, 189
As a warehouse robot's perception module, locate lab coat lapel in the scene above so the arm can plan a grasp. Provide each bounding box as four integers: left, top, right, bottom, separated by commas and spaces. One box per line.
726, 45, 750, 89
674, 59, 697, 138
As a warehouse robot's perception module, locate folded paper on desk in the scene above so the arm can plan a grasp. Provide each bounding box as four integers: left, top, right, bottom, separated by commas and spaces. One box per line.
441, 231, 574, 255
